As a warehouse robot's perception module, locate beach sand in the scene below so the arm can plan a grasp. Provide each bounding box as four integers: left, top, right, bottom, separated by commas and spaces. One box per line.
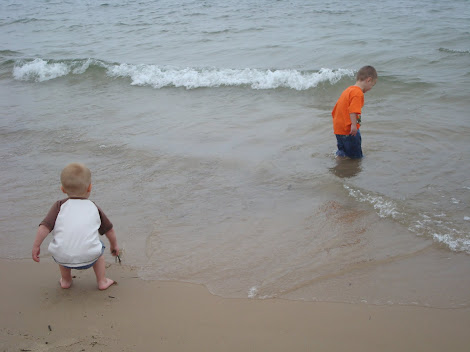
1, 258, 469, 352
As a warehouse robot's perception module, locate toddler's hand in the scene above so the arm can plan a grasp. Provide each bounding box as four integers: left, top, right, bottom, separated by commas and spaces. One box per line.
111, 247, 121, 264
350, 125, 358, 136
32, 246, 41, 262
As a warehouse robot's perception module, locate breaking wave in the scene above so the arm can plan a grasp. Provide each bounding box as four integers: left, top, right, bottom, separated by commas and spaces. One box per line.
11, 57, 355, 90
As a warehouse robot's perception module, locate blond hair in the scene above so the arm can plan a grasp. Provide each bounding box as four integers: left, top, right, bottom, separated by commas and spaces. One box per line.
60, 163, 91, 196
356, 66, 377, 81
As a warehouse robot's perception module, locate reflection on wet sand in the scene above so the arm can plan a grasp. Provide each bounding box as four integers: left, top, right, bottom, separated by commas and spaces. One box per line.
329, 158, 362, 178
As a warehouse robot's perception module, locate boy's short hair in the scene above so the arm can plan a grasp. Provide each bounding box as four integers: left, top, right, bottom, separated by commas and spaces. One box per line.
60, 163, 91, 196
356, 66, 377, 81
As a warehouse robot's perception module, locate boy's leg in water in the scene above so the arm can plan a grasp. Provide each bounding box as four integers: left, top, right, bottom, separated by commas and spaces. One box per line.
346, 130, 363, 158
336, 131, 363, 159
335, 134, 347, 157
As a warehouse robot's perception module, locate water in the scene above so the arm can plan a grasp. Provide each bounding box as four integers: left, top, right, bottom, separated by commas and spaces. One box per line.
1, 0, 469, 308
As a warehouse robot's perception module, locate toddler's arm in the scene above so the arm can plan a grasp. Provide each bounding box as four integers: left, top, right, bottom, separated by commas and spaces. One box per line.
349, 113, 358, 136
105, 228, 119, 256
32, 224, 50, 262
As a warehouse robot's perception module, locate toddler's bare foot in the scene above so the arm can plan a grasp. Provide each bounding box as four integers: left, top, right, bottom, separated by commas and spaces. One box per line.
98, 278, 116, 290
59, 278, 72, 289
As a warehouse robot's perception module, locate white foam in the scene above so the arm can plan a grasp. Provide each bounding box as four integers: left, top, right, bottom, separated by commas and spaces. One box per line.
432, 232, 470, 252
344, 185, 470, 253
248, 286, 258, 298
12, 58, 101, 82
12, 58, 355, 89
343, 185, 400, 218
106, 65, 354, 90
13, 58, 70, 82
71, 58, 97, 74
411, 212, 470, 253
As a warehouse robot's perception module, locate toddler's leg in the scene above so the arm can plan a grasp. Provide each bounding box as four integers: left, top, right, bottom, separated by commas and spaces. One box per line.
345, 131, 363, 159
92, 255, 115, 290
335, 134, 347, 158
59, 265, 73, 289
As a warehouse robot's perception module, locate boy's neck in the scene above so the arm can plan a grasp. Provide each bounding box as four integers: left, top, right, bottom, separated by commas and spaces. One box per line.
355, 81, 366, 92
355, 77, 376, 93
67, 193, 90, 199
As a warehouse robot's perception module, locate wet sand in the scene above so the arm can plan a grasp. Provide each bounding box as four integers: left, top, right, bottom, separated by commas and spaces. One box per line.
1, 258, 469, 352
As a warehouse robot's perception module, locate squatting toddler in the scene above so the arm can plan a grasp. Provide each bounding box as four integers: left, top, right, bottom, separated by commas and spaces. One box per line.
32, 163, 119, 290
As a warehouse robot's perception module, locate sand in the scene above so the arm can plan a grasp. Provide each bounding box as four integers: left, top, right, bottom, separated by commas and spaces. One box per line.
1, 258, 469, 352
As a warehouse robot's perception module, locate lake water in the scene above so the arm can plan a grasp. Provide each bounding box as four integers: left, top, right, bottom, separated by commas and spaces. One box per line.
1, 0, 469, 308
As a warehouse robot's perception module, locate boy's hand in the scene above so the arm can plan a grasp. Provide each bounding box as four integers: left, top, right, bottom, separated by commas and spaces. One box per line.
349, 113, 358, 136
111, 247, 121, 264
32, 225, 50, 263
32, 246, 41, 262
350, 124, 358, 136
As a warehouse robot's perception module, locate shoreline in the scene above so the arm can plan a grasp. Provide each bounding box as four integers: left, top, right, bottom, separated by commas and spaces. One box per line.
2, 258, 470, 351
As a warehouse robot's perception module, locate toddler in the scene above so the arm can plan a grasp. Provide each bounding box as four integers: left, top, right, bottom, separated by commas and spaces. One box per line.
32, 163, 118, 290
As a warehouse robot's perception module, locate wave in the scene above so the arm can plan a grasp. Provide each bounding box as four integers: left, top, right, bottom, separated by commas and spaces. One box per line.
107, 64, 354, 90
344, 185, 470, 254
11, 57, 355, 90
0, 50, 22, 56
438, 48, 470, 55
12, 58, 108, 82
0, 17, 50, 26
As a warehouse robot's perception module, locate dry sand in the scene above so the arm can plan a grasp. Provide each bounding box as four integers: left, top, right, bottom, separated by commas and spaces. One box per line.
1, 258, 469, 352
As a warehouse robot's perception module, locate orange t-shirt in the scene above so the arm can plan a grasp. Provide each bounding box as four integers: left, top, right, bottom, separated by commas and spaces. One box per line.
331, 85, 364, 135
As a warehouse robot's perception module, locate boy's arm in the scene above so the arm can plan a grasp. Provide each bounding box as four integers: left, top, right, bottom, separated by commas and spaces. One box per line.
104, 228, 119, 256
32, 225, 50, 262
349, 113, 358, 136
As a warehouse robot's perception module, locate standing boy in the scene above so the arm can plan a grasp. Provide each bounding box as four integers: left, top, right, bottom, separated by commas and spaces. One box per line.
332, 66, 377, 158
32, 163, 119, 290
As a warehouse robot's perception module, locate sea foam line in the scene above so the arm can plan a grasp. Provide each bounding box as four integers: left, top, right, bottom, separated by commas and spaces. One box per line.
343, 185, 400, 219
12, 58, 354, 90
344, 184, 470, 253
107, 64, 354, 90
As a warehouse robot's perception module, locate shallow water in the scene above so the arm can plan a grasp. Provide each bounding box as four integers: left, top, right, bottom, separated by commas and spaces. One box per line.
1, 0, 469, 308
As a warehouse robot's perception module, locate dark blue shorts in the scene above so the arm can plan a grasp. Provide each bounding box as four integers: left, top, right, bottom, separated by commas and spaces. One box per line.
335, 130, 363, 159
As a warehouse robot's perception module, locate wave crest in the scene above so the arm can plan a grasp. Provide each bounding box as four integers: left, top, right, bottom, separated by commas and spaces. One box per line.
12, 58, 105, 82
107, 65, 353, 90
12, 58, 354, 90
438, 48, 470, 55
